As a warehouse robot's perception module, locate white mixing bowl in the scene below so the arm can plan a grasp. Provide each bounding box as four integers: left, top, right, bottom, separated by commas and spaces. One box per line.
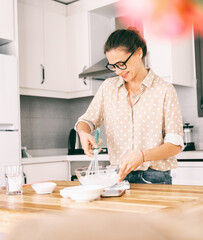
75, 166, 119, 188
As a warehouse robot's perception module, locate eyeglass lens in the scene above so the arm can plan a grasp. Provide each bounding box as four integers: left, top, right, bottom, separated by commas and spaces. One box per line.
106, 50, 135, 72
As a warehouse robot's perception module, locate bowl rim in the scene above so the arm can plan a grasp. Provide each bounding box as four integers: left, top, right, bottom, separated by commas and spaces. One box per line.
61, 185, 105, 192
31, 182, 57, 188
75, 167, 119, 174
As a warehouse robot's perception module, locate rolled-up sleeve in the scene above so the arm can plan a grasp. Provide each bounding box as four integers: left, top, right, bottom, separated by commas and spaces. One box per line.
74, 82, 104, 132
163, 84, 184, 149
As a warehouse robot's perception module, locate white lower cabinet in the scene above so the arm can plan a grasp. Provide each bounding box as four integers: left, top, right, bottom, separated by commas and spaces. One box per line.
0, 132, 21, 186
171, 161, 203, 186
23, 162, 69, 184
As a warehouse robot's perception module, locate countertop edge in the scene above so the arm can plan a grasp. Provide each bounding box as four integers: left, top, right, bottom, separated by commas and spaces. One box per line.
21, 154, 110, 165
21, 151, 203, 165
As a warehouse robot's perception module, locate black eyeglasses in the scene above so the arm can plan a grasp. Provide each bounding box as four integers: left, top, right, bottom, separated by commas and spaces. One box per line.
106, 50, 135, 72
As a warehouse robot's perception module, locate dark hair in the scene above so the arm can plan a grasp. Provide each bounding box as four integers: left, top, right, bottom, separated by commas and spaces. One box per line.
104, 28, 147, 58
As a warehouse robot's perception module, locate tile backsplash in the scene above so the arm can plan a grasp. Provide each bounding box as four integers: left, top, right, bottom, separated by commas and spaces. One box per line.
20, 83, 203, 151
20, 96, 71, 149
20, 95, 107, 150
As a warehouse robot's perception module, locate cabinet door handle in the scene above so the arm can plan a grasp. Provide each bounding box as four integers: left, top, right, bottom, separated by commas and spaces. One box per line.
83, 77, 87, 85
23, 172, 27, 184
40, 64, 45, 84
82, 66, 87, 85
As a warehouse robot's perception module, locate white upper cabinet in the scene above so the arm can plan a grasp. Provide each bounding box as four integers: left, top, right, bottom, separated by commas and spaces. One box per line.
43, 10, 69, 92
143, 26, 195, 87
66, 12, 91, 93
18, 2, 44, 90
18, 0, 111, 99
0, 0, 14, 45
18, 0, 195, 99
65, 11, 112, 98
18, 1, 69, 95
86, 2, 195, 87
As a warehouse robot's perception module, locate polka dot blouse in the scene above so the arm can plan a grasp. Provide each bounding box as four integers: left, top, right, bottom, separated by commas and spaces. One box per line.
76, 69, 183, 171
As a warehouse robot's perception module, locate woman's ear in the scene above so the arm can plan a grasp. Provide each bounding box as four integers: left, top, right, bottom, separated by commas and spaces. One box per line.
138, 48, 143, 58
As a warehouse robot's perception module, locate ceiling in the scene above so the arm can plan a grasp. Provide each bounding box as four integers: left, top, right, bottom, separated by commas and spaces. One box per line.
52, 0, 79, 5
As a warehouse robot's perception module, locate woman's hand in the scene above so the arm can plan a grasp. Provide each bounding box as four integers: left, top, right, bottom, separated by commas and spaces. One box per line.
118, 150, 143, 183
78, 131, 102, 157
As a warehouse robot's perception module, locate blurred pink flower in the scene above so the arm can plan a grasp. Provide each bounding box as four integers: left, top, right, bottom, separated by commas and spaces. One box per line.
116, 0, 203, 38
116, 0, 156, 30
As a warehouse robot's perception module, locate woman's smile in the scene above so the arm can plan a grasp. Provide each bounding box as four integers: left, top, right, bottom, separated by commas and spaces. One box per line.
121, 71, 129, 79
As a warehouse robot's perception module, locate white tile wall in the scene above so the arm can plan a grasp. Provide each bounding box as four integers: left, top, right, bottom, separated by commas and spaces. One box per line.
20, 83, 203, 151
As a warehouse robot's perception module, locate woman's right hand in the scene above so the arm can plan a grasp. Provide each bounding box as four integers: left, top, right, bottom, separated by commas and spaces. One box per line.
78, 131, 102, 157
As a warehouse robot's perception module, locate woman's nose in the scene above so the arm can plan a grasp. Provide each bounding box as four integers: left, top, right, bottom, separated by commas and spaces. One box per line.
115, 67, 123, 75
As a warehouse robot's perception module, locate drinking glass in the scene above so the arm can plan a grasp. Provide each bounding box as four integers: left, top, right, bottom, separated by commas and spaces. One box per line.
4, 165, 23, 195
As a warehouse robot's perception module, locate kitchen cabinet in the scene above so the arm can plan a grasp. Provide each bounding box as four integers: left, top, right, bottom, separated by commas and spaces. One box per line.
0, 132, 21, 186
43, 11, 68, 92
23, 161, 70, 184
19, 0, 110, 99
0, 54, 19, 128
0, 0, 14, 45
66, 12, 91, 93
65, 11, 112, 98
0, 1, 21, 187
18, 2, 44, 90
87, 2, 195, 87
143, 26, 195, 87
171, 161, 203, 186
0, 54, 21, 187
18, 1, 69, 95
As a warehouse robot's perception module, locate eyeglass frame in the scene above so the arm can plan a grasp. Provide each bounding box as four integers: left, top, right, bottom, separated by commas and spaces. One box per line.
105, 50, 136, 72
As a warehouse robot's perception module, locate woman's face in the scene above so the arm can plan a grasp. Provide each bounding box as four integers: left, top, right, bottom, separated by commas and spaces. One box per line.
106, 47, 142, 82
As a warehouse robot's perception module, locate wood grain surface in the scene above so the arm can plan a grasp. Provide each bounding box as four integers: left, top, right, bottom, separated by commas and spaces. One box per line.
1, 181, 203, 234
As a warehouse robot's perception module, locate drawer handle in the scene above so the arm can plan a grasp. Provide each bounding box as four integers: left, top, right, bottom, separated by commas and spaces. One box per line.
40, 64, 45, 84
83, 66, 87, 85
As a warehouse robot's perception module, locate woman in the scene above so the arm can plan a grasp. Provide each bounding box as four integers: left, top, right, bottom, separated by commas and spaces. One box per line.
75, 28, 183, 184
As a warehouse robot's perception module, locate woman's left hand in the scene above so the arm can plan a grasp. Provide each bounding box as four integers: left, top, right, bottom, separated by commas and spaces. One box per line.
118, 150, 144, 183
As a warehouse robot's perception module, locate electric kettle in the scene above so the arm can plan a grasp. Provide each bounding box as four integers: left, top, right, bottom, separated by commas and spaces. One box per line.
68, 128, 84, 155
183, 123, 196, 151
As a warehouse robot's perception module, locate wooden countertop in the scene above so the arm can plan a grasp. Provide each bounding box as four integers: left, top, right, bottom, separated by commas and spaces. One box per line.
1, 181, 203, 234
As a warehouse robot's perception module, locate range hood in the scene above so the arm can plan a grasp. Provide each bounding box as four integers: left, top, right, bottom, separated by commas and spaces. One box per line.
52, 0, 79, 5
79, 58, 117, 80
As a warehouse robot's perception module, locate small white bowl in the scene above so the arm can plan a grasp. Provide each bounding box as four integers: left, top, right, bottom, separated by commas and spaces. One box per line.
60, 185, 105, 202
31, 182, 56, 194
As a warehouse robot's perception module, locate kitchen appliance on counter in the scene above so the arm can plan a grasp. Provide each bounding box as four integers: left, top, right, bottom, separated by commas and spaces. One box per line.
68, 128, 84, 155
183, 123, 196, 151
68, 128, 108, 155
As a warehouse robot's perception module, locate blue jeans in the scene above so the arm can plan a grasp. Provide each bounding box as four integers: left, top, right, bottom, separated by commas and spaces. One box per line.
124, 168, 172, 184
